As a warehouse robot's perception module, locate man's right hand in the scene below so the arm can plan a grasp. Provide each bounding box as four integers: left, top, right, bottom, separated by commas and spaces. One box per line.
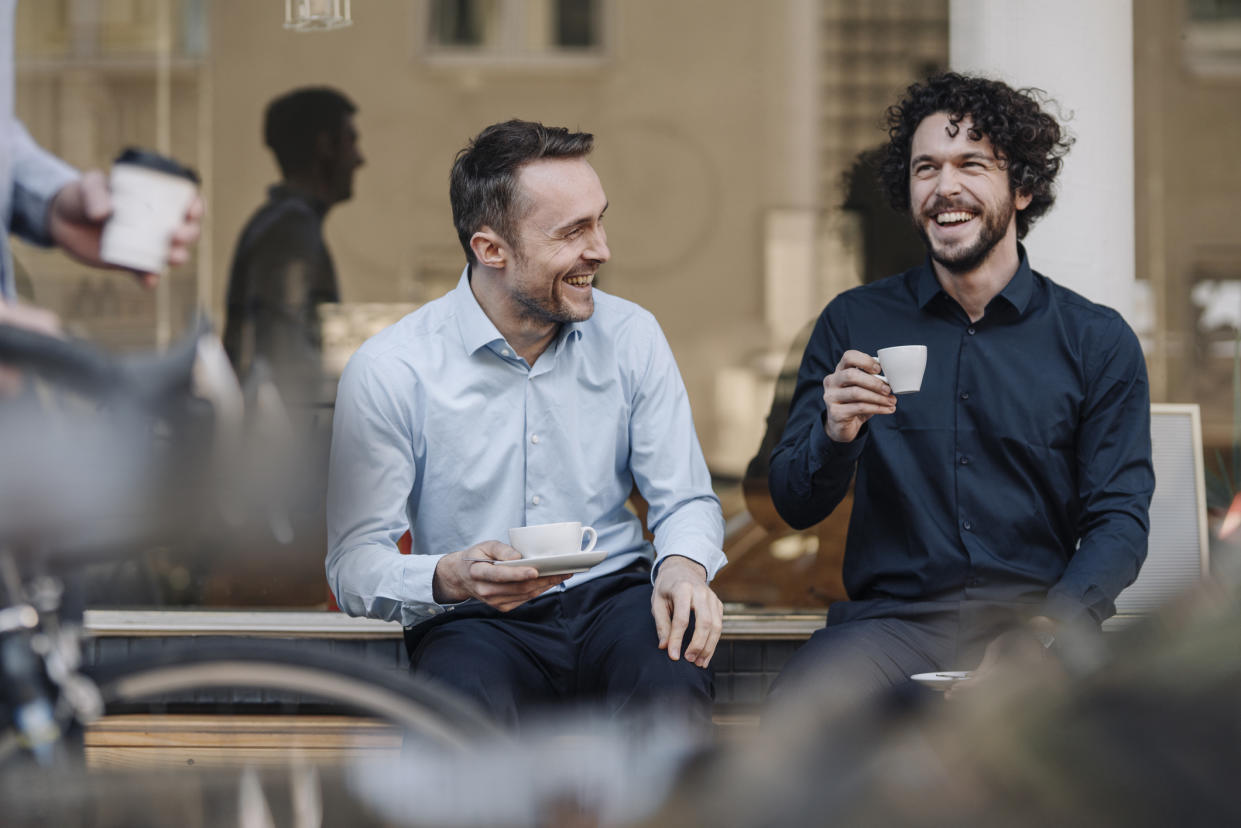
822, 349, 896, 443
432, 541, 571, 611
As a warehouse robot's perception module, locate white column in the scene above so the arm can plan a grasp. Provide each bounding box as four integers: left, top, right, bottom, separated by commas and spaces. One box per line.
950, 0, 1135, 324
762, 0, 821, 351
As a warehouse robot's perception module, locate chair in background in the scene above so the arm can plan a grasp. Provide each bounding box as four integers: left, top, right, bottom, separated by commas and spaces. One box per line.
1109, 403, 1210, 626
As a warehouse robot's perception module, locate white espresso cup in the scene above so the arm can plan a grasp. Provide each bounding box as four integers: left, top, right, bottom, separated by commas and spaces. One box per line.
508, 521, 598, 559
876, 345, 927, 395
100, 147, 200, 274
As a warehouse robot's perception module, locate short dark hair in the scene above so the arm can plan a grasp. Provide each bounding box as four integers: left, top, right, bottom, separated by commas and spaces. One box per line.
877, 72, 1073, 239
264, 87, 357, 178
450, 119, 594, 266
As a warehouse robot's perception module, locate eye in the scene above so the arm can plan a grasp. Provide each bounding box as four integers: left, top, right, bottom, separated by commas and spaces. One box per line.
564, 226, 584, 239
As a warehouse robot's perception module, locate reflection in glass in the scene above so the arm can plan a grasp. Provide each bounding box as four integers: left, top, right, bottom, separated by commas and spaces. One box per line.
1188, 0, 1241, 21
429, 0, 496, 47
555, 0, 598, 48
284, 0, 353, 32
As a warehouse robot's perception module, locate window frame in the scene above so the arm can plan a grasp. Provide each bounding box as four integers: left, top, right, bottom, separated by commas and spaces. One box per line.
417, 0, 611, 68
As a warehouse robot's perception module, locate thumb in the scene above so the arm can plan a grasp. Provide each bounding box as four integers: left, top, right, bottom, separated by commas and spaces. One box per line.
79, 170, 113, 223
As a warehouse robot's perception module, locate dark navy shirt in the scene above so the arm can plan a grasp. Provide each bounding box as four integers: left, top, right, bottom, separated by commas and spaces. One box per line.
769, 250, 1154, 626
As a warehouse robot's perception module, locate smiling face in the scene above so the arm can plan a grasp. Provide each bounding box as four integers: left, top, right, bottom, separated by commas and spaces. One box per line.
504, 157, 610, 325
909, 112, 1031, 275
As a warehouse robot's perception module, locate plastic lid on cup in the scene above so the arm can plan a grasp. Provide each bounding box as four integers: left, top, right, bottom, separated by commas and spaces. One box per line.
113, 147, 200, 184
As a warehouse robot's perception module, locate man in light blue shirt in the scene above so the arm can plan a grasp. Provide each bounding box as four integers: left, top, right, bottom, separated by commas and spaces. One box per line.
327, 119, 726, 725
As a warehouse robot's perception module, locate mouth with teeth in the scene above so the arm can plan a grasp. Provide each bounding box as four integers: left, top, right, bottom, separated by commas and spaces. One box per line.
934, 210, 977, 226
564, 272, 595, 288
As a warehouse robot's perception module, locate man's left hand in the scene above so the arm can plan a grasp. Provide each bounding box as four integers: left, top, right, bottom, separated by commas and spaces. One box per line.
48, 171, 204, 288
651, 555, 723, 668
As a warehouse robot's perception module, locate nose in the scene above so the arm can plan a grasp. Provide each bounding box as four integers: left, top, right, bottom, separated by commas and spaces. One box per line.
934, 165, 961, 197
585, 225, 610, 263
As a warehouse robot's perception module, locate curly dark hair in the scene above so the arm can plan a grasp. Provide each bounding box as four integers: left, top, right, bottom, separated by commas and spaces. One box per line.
877, 72, 1073, 239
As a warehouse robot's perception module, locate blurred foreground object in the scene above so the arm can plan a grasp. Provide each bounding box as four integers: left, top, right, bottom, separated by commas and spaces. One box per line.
647, 539, 1241, 828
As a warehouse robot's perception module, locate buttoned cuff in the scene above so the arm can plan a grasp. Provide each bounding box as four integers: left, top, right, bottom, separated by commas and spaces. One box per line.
652, 542, 728, 584
1040, 590, 1098, 629
808, 415, 868, 469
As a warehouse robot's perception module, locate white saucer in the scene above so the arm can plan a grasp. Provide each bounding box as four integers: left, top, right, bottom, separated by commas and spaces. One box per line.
492, 550, 607, 576
911, 671, 972, 691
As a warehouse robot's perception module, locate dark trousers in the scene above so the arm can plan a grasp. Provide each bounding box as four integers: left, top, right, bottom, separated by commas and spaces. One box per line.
767, 596, 1034, 706
404, 564, 713, 728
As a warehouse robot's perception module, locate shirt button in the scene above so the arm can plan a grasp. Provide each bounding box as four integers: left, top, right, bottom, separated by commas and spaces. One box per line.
501, 348, 511, 357
532, 495, 541, 505
960, 456, 970, 465
967, 327, 976, 336
960, 392, 970, 401
530, 434, 540, 444
962, 519, 973, 531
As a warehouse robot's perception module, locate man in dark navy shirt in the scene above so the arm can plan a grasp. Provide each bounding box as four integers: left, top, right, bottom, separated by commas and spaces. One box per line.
767, 73, 1154, 700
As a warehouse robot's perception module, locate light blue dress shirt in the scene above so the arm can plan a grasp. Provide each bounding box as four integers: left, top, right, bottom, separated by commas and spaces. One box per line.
327, 268, 726, 628
2, 0, 79, 299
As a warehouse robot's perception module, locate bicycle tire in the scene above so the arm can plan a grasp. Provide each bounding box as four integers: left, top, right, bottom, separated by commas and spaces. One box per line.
82, 640, 503, 752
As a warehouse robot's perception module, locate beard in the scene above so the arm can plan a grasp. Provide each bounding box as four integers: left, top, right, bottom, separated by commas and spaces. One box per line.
511, 283, 592, 325
916, 195, 1016, 275
509, 254, 595, 325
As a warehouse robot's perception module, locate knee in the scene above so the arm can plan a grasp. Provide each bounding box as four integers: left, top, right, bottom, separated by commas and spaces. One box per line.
411, 630, 521, 724
606, 651, 714, 716
766, 633, 893, 709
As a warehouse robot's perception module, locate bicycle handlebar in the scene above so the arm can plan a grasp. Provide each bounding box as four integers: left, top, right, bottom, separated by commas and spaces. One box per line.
0, 317, 209, 408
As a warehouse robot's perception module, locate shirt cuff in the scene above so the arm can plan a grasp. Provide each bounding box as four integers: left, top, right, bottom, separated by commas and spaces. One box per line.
652, 541, 728, 584
807, 415, 868, 468
10, 147, 78, 246
1040, 589, 1097, 629
399, 554, 470, 627
403, 551, 475, 610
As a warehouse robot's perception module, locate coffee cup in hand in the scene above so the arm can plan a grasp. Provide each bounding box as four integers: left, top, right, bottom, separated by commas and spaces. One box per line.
100, 147, 199, 274
876, 345, 927, 395
508, 521, 598, 559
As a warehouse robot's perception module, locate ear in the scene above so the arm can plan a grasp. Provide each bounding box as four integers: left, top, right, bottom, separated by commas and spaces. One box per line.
1015, 188, 1033, 212
314, 130, 337, 161
469, 228, 508, 269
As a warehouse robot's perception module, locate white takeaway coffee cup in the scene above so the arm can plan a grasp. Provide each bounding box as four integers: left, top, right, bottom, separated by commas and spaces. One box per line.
100, 147, 200, 274
876, 345, 927, 395
508, 521, 598, 559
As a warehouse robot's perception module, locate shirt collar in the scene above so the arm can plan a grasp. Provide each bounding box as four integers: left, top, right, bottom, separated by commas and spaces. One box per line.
450, 266, 586, 357
450, 267, 507, 356
913, 243, 1035, 316
268, 183, 329, 219
996, 243, 1035, 314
